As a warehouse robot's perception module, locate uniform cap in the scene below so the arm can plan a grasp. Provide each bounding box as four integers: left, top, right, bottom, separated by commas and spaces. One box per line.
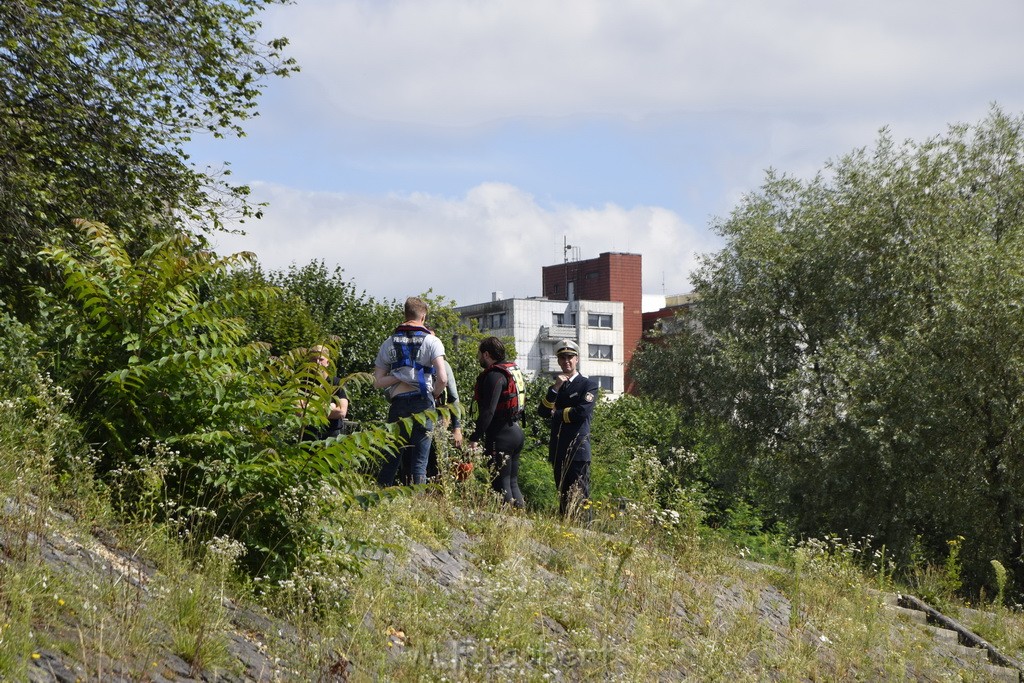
554, 339, 579, 356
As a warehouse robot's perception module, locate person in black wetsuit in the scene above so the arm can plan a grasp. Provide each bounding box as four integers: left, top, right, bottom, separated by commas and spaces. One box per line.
468, 336, 525, 508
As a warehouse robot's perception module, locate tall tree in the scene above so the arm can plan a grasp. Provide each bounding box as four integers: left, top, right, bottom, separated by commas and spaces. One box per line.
256, 261, 399, 423
0, 0, 295, 316
266, 262, 398, 377
657, 108, 1024, 594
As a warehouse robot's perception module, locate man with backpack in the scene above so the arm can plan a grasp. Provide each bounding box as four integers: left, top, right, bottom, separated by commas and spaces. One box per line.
373, 296, 448, 485
468, 336, 526, 508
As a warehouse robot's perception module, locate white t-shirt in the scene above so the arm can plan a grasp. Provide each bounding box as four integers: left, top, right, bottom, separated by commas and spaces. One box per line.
374, 327, 446, 395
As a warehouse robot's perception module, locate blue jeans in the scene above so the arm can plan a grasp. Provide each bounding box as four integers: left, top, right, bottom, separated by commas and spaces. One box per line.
378, 393, 435, 486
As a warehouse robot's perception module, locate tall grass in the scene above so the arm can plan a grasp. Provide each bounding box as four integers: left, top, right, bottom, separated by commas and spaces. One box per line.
2, 340, 1023, 679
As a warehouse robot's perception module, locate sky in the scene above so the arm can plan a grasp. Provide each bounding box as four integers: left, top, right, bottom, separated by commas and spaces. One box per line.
189, 0, 1024, 312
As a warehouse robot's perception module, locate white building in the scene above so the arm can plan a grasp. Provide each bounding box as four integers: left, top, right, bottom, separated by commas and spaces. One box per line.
455, 293, 625, 398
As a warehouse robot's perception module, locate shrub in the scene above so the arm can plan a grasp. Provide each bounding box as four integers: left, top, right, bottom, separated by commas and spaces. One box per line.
39, 221, 408, 577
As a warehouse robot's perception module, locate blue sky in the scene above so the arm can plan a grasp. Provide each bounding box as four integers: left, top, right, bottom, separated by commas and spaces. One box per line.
190, 0, 1024, 310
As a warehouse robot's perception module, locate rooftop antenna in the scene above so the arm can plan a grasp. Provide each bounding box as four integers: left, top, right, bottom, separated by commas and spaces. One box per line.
562, 235, 571, 302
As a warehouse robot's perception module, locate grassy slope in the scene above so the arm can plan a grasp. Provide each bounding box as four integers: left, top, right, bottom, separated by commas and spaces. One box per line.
3, 480, 1023, 681
2, 392, 1023, 681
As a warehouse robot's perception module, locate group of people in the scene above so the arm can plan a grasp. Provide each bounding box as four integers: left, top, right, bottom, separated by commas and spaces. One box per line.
310, 295, 599, 516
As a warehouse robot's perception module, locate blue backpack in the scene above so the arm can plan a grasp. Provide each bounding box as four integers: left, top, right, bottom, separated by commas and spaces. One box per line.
389, 324, 435, 398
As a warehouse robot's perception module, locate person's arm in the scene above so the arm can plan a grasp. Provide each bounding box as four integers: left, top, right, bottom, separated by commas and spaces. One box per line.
469, 371, 503, 443
539, 381, 558, 419
431, 356, 448, 398
557, 377, 599, 425
328, 398, 348, 419
329, 386, 348, 420
444, 360, 459, 404
373, 364, 400, 390
443, 359, 462, 432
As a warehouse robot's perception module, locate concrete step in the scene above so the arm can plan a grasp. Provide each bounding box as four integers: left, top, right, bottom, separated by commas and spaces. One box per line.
981, 663, 1021, 683
936, 641, 988, 664
872, 591, 1023, 682
866, 588, 899, 607
924, 624, 958, 645
885, 604, 927, 624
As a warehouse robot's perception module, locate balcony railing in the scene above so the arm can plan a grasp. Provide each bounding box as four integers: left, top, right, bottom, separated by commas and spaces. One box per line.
540, 324, 578, 341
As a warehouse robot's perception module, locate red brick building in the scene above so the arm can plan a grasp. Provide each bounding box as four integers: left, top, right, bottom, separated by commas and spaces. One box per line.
542, 252, 642, 392
642, 293, 699, 336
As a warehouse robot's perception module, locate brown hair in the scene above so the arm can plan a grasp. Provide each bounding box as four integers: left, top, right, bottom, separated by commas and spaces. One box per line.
404, 296, 428, 322
479, 336, 507, 363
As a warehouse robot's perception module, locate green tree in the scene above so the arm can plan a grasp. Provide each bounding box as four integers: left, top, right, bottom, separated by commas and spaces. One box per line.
0, 0, 295, 318
255, 261, 399, 423
632, 325, 754, 520
227, 265, 327, 357
589, 394, 683, 501
666, 108, 1024, 595
40, 221, 400, 576
40, 220, 274, 464
266, 262, 398, 375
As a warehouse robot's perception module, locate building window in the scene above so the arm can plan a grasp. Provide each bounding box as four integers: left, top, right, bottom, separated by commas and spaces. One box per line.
589, 344, 613, 360
553, 312, 576, 326
585, 270, 599, 280
489, 312, 506, 329
593, 376, 614, 392
588, 313, 613, 328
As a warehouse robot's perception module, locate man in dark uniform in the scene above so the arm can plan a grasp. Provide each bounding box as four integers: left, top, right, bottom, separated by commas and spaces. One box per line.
538, 339, 599, 517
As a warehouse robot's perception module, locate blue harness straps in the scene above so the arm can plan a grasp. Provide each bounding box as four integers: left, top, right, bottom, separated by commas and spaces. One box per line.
390, 324, 435, 399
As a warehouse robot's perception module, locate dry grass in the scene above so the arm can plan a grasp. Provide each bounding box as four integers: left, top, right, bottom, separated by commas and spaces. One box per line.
3, 385, 1024, 680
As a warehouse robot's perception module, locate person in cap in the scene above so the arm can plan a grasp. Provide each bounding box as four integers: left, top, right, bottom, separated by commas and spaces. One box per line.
538, 338, 599, 517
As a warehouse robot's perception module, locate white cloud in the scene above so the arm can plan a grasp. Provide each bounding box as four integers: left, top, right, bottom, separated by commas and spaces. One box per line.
201, 0, 1024, 311
210, 181, 715, 305
265, 0, 1024, 127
